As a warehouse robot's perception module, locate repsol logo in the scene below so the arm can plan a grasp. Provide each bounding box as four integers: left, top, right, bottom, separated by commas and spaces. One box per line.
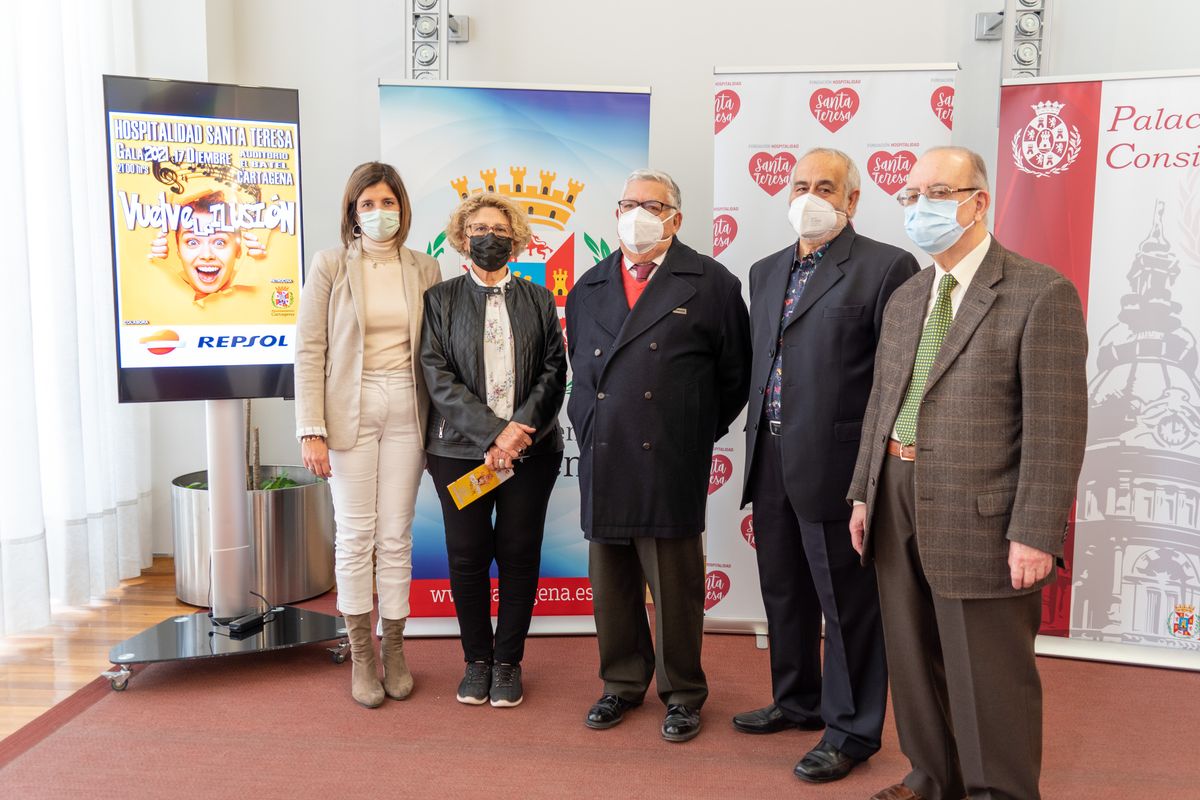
197, 334, 290, 348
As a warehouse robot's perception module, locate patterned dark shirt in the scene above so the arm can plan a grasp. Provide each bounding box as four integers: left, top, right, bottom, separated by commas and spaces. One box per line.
764, 242, 830, 422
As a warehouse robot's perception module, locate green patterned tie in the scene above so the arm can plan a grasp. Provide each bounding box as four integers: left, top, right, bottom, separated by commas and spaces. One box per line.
894, 273, 958, 446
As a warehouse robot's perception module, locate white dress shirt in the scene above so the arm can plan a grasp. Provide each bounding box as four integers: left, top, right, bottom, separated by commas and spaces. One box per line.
888, 233, 992, 442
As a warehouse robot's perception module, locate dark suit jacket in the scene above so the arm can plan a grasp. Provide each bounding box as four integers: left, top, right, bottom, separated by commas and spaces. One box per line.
566, 238, 751, 540
848, 237, 1089, 599
739, 226, 919, 520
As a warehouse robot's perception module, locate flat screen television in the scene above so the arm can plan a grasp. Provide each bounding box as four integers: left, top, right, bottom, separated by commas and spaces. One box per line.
103, 75, 303, 402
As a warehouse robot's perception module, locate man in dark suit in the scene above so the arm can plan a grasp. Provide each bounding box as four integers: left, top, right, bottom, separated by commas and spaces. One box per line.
566, 169, 751, 743
735, 148, 919, 783
848, 147, 1088, 800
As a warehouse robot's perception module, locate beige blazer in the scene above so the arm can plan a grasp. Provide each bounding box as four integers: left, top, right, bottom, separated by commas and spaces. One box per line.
848, 237, 1088, 599
294, 241, 442, 451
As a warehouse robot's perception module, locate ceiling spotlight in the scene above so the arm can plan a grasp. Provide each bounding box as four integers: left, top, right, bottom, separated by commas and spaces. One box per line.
414, 43, 437, 66
1017, 12, 1042, 36
415, 0, 438, 8
1014, 41, 1040, 66
415, 15, 438, 37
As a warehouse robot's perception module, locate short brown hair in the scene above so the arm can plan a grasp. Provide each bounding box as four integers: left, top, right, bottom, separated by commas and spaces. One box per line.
445, 193, 533, 256
339, 162, 413, 248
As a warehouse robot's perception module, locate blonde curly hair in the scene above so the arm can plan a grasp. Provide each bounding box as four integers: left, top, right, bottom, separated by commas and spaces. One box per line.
445, 192, 533, 257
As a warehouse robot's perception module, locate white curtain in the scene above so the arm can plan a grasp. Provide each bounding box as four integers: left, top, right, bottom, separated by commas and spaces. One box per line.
0, 0, 153, 636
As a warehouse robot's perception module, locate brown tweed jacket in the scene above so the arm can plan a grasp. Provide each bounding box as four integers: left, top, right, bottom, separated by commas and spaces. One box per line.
847, 236, 1088, 599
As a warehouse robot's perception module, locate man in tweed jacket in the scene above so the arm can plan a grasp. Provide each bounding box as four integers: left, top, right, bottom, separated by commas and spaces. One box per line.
846, 147, 1087, 800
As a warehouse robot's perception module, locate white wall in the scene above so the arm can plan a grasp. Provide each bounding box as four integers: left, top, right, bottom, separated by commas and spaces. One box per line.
133, 0, 1200, 552
1045, 1, 1200, 77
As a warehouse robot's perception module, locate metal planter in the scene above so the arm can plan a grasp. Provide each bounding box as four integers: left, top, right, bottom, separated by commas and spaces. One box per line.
171, 466, 335, 607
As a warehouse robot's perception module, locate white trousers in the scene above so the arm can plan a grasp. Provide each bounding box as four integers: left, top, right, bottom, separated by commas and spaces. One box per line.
327, 371, 424, 619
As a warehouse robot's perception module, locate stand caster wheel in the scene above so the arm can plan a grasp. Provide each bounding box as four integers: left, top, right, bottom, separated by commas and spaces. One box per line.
110, 678, 129, 691
331, 651, 346, 664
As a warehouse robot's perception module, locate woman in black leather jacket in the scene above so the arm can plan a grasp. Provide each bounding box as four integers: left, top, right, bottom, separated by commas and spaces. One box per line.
420, 192, 566, 709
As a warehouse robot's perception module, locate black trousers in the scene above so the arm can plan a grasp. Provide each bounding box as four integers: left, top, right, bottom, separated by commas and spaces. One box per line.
874, 453, 1043, 800
749, 429, 887, 761
588, 534, 708, 709
427, 450, 562, 665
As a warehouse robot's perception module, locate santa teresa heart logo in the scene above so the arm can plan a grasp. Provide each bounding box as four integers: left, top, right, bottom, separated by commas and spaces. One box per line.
867, 150, 917, 196
714, 90, 740, 134
709, 454, 733, 494
809, 87, 860, 133
704, 570, 731, 611
931, 86, 954, 130
748, 151, 796, 197
740, 514, 755, 549
712, 215, 737, 258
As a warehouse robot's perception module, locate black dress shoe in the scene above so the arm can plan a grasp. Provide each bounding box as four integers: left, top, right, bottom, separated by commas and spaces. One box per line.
732, 703, 825, 734
585, 693, 641, 730
793, 740, 861, 783
661, 704, 702, 743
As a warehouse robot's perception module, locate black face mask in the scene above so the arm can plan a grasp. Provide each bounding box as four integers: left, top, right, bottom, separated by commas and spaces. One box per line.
469, 234, 512, 272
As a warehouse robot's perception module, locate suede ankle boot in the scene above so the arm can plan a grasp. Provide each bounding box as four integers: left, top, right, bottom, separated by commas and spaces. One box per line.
344, 612, 384, 708
380, 617, 414, 700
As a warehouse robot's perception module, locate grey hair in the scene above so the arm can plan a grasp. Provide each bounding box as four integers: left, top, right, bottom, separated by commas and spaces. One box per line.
922, 146, 990, 190
795, 147, 861, 195
623, 169, 682, 209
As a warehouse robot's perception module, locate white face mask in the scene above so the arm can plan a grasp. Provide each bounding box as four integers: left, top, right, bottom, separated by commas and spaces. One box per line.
358, 209, 401, 241
617, 207, 675, 255
787, 193, 847, 242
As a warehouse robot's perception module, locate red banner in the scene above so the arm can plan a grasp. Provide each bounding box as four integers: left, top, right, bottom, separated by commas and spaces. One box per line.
409, 577, 594, 617
995, 81, 1102, 636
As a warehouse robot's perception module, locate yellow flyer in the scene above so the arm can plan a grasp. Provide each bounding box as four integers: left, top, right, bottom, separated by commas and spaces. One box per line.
446, 464, 515, 510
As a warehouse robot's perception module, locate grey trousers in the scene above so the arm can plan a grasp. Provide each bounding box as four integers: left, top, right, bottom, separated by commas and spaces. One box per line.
873, 454, 1044, 800
588, 534, 708, 709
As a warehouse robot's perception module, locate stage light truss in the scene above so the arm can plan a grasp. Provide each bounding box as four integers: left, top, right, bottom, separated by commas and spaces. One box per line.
1005, 0, 1052, 79
404, 0, 450, 80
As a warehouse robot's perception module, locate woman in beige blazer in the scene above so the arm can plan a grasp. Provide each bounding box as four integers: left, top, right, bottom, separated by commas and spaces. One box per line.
295, 162, 441, 708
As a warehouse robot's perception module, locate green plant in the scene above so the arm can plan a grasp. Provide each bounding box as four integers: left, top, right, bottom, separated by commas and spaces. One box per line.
185, 481, 207, 490
426, 230, 448, 259
583, 233, 612, 264
259, 472, 301, 491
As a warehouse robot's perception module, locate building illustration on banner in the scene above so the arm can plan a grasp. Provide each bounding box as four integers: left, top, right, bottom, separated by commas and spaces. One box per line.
1072, 200, 1200, 650
450, 167, 581, 307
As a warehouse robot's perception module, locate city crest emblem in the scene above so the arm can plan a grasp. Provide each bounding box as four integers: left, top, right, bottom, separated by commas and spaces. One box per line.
272, 288, 294, 309
1170, 604, 1196, 639
1011, 100, 1081, 177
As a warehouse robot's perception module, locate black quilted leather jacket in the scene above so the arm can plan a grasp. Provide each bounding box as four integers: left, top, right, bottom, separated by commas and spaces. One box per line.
419, 273, 566, 459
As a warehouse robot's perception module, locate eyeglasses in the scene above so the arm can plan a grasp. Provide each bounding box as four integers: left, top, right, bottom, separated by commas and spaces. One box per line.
616, 199, 677, 215
466, 223, 513, 237
895, 186, 980, 207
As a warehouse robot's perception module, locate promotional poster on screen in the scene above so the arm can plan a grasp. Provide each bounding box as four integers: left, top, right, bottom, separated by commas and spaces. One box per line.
105, 77, 303, 385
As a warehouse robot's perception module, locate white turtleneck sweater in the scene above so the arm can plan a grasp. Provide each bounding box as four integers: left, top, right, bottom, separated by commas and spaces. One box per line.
359, 235, 411, 374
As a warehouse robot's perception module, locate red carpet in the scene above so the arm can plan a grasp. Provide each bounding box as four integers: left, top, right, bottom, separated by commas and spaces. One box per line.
0, 597, 1192, 799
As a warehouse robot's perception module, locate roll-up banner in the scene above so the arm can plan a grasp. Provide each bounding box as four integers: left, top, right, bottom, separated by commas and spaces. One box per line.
103, 76, 303, 403
379, 81, 651, 635
996, 70, 1200, 670
708, 64, 957, 632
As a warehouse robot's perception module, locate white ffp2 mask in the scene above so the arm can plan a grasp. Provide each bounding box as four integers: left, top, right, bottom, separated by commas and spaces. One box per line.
617, 207, 674, 254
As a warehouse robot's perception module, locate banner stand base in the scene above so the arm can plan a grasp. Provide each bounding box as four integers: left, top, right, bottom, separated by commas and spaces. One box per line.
703, 616, 768, 636
395, 615, 598, 639
1035, 635, 1200, 672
